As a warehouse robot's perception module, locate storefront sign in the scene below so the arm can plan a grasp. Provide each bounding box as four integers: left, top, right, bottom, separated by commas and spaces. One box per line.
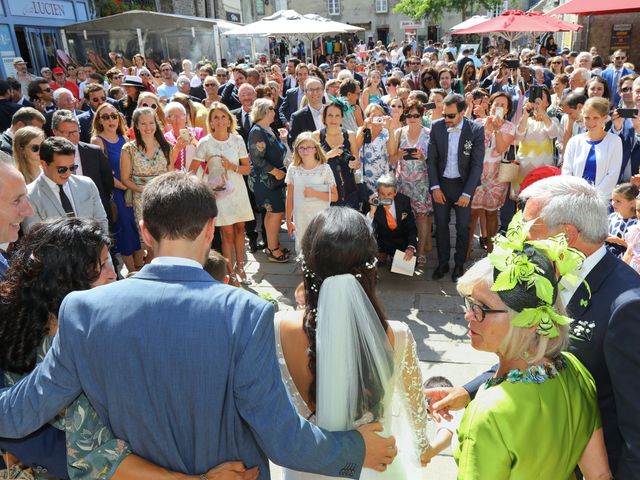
8, 0, 76, 21
0, 25, 14, 56
400, 20, 425, 29
2, 56, 17, 77
611, 24, 632, 51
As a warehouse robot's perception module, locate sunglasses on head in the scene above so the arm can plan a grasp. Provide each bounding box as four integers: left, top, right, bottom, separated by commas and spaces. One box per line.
444, 113, 458, 119
100, 113, 119, 121
141, 103, 158, 109
56, 164, 80, 174
28, 144, 41, 153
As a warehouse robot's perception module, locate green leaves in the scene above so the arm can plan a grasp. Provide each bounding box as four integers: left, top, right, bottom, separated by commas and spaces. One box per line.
392, 0, 502, 22
511, 306, 572, 339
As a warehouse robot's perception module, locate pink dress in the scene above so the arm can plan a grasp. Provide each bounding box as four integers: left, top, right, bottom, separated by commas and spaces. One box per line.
471, 118, 515, 211
624, 224, 640, 274
165, 127, 206, 171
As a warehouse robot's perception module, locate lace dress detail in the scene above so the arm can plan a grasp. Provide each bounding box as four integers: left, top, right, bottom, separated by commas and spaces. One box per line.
273, 314, 429, 479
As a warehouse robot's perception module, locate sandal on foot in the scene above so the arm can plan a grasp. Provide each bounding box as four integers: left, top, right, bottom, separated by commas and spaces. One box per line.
265, 248, 289, 263
234, 262, 252, 285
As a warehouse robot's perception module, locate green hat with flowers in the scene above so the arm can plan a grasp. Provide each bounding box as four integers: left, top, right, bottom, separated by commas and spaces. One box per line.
487, 211, 588, 338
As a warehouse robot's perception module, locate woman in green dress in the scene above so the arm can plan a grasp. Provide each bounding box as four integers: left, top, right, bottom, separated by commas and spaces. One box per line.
453, 212, 611, 480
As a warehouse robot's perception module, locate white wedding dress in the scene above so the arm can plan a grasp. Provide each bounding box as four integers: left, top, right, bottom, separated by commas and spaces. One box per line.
274, 305, 430, 479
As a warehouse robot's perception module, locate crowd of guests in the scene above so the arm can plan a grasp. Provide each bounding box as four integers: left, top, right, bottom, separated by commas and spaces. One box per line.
0, 38, 639, 479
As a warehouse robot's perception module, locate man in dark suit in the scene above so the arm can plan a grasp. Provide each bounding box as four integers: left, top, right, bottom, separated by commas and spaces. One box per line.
279, 63, 310, 127
403, 56, 422, 91
601, 49, 635, 106
76, 84, 109, 144
428, 176, 640, 478
51, 110, 114, 226
288, 78, 324, 147
43, 88, 82, 137
283, 58, 300, 93
7, 78, 35, 108
427, 94, 484, 281
220, 66, 247, 111
345, 54, 364, 89
367, 174, 417, 265
0, 80, 21, 133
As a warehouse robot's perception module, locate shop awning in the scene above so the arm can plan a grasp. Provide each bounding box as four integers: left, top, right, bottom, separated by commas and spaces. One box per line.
546, 0, 640, 15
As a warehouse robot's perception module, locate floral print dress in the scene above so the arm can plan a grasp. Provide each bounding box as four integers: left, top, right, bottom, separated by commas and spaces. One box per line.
359, 127, 390, 196
396, 126, 433, 215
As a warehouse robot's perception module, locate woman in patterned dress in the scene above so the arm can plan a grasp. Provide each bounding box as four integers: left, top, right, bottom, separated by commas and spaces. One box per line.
468, 92, 516, 257
355, 103, 396, 197
392, 99, 433, 266
120, 107, 173, 262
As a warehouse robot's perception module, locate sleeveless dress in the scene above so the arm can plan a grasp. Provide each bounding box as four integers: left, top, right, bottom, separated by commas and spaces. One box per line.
359, 128, 390, 196
285, 163, 336, 252
99, 135, 140, 256
123, 141, 169, 239
318, 128, 359, 209
274, 314, 429, 480
396, 126, 433, 216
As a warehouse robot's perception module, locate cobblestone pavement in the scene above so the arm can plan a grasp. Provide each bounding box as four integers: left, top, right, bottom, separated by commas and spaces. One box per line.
242, 230, 496, 479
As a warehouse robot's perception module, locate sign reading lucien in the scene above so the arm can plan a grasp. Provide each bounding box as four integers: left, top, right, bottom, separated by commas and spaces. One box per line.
8, 0, 76, 21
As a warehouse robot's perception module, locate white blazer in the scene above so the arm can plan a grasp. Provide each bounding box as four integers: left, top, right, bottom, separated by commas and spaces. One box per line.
562, 132, 623, 201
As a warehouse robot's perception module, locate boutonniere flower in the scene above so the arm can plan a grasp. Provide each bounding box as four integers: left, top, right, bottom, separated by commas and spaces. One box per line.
463, 140, 473, 156
570, 318, 596, 342
401, 212, 408, 220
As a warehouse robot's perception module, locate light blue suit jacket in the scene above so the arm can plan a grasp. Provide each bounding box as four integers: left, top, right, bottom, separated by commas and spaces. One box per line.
0, 264, 365, 478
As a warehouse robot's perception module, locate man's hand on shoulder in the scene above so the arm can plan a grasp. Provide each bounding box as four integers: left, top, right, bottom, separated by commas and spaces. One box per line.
357, 422, 397, 472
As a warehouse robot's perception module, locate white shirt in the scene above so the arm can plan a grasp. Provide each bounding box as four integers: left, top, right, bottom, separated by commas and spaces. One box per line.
151, 256, 203, 269
309, 105, 323, 130
559, 245, 606, 307
41, 173, 76, 213
444, 118, 464, 179
73, 146, 84, 176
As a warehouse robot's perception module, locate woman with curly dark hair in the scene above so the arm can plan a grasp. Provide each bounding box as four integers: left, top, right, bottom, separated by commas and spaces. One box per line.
274, 207, 432, 479
0, 217, 244, 479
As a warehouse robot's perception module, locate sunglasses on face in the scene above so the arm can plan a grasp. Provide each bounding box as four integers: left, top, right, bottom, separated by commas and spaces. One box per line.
100, 113, 119, 121
56, 164, 80, 174
621, 87, 633, 93
141, 103, 158, 109
552, 61, 562, 64
444, 113, 458, 119
27, 144, 41, 153
42, 87, 52, 92
204, 83, 216, 87
405, 113, 421, 119
140, 73, 151, 77
161, 68, 172, 72
92, 96, 107, 102
424, 76, 434, 81
615, 56, 626, 60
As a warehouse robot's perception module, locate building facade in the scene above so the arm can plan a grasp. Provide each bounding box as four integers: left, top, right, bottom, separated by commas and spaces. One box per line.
0, 0, 92, 78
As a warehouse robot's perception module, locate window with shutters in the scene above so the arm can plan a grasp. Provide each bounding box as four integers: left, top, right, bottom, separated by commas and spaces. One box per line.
375, 0, 388, 13
328, 0, 340, 16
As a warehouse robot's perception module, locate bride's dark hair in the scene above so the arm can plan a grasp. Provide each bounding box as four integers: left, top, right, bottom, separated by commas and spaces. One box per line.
301, 207, 387, 414
0, 218, 110, 373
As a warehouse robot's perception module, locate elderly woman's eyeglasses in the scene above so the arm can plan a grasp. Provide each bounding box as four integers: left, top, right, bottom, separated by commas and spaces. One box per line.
464, 296, 507, 322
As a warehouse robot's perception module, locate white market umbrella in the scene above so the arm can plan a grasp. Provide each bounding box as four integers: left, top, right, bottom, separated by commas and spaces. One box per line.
451, 15, 490, 32
223, 10, 362, 37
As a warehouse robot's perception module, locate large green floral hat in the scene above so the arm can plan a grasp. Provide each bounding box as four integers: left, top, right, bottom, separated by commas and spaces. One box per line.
487, 211, 587, 338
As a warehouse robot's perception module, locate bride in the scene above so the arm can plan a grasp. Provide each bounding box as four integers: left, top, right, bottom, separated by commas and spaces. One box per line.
275, 207, 431, 479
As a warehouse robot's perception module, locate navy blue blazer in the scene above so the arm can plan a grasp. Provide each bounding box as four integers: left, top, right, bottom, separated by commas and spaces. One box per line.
288, 106, 317, 147
76, 110, 94, 144
220, 83, 241, 111
279, 86, 302, 125
0, 264, 365, 478
601, 67, 634, 106
612, 119, 640, 180
426, 118, 484, 197
464, 251, 640, 477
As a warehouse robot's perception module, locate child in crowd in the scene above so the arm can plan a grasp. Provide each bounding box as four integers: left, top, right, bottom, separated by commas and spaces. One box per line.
285, 132, 337, 253
294, 282, 306, 310
422, 375, 463, 464
607, 183, 638, 258
204, 250, 231, 284
623, 194, 640, 274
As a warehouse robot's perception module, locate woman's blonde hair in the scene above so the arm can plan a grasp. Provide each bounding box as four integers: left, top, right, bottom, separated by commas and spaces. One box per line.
582, 96, 610, 117
456, 257, 570, 365
12, 126, 44, 185
292, 132, 327, 167
137, 91, 167, 126
92, 102, 126, 136
206, 101, 238, 135
364, 102, 386, 118
250, 98, 275, 124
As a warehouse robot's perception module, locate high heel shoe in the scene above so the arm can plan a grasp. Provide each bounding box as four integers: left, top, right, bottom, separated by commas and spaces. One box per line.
234, 261, 252, 285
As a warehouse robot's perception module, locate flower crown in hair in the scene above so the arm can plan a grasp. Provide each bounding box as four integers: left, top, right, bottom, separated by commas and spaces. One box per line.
487, 211, 588, 338
298, 254, 377, 294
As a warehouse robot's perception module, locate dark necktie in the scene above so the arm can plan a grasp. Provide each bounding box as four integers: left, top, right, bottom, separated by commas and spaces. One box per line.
58, 184, 75, 216
243, 113, 250, 132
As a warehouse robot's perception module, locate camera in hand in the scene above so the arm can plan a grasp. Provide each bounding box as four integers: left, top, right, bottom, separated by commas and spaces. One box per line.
363, 128, 372, 144
424, 102, 437, 110
370, 197, 393, 207
617, 108, 639, 119
528, 86, 544, 102
402, 147, 418, 160
505, 60, 520, 69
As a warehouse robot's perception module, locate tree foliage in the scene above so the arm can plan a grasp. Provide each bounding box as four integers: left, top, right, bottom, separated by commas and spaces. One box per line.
393, 0, 502, 22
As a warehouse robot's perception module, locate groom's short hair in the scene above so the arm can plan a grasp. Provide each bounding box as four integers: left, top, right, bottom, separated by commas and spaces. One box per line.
142, 171, 217, 241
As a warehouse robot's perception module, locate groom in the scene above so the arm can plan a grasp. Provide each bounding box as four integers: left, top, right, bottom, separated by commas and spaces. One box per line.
0, 172, 396, 478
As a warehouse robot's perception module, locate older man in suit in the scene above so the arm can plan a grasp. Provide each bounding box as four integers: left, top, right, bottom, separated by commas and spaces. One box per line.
51, 110, 114, 226
427, 94, 484, 281
279, 63, 309, 128
428, 176, 640, 479
43, 88, 82, 137
21, 136, 107, 233
367, 174, 417, 265
0, 171, 397, 478
288, 77, 324, 147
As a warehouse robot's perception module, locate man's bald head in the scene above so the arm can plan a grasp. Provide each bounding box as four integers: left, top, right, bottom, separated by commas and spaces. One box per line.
0, 163, 34, 244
